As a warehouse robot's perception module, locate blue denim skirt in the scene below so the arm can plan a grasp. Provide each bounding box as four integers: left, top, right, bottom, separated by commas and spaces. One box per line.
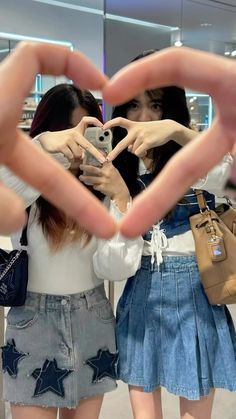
2, 284, 117, 408
116, 256, 236, 400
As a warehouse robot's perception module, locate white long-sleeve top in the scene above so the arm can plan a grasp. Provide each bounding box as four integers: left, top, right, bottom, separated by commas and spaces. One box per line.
0, 142, 143, 295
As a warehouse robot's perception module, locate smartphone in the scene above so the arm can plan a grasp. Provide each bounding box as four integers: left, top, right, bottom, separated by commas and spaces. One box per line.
83, 127, 112, 170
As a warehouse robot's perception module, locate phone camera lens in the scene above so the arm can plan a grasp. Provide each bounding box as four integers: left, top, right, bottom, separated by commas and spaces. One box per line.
99, 135, 105, 141
104, 131, 109, 136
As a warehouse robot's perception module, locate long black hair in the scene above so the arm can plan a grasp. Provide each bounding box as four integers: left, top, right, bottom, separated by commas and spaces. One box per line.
30, 83, 103, 248
30, 83, 102, 137
112, 50, 190, 197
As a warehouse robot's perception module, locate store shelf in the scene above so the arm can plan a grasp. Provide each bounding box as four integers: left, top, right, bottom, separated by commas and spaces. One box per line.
23, 107, 37, 111
18, 125, 31, 130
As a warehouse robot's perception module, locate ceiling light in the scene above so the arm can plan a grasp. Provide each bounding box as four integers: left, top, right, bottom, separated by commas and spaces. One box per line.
174, 40, 183, 47
0, 31, 72, 48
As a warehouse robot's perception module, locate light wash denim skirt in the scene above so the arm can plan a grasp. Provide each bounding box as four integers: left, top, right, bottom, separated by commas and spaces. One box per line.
116, 256, 236, 400
2, 284, 117, 408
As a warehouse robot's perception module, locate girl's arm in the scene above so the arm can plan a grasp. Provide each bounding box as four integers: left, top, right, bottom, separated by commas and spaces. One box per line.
104, 118, 197, 161
93, 199, 144, 281
79, 161, 131, 213
0, 135, 72, 208
81, 160, 143, 281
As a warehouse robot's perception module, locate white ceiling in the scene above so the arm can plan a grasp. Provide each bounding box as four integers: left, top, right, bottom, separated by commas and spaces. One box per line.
40, 0, 236, 55
1, 0, 236, 56
105, 0, 236, 55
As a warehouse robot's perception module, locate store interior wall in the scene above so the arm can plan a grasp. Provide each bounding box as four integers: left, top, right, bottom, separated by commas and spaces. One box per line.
0, 0, 104, 70
104, 19, 171, 119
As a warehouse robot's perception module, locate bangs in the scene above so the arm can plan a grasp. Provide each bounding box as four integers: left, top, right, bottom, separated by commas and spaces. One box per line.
146, 88, 164, 101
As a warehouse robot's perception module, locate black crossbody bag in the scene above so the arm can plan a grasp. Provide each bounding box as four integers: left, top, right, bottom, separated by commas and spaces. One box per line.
0, 209, 29, 307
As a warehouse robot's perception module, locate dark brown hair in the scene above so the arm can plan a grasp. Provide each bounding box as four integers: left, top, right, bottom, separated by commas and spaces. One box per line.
30, 84, 103, 249
112, 50, 190, 198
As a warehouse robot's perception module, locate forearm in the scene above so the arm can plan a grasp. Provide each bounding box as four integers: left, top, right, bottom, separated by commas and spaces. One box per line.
111, 189, 131, 213
172, 121, 198, 146
0, 164, 40, 208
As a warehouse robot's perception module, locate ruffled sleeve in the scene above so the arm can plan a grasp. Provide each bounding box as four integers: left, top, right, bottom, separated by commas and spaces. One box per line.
192, 153, 233, 197
93, 199, 144, 281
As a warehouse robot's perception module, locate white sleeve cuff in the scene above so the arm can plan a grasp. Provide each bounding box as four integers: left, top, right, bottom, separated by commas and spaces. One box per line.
33, 133, 71, 170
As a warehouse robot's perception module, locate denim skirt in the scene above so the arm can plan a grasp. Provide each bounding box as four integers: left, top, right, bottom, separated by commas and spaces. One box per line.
2, 284, 117, 408
116, 256, 236, 400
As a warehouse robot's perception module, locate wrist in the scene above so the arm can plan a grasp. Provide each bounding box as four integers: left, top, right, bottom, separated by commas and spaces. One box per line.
112, 189, 130, 213
169, 121, 184, 145
173, 122, 197, 146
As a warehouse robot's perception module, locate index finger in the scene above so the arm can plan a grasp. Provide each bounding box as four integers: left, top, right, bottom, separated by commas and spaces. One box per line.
104, 117, 132, 130
107, 133, 134, 161
76, 136, 106, 164
75, 117, 106, 164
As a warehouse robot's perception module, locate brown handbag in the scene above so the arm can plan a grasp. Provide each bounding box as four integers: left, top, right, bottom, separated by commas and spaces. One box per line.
189, 190, 236, 305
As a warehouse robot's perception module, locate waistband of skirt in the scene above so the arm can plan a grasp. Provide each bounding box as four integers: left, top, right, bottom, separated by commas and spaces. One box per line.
140, 255, 198, 272
24, 284, 107, 310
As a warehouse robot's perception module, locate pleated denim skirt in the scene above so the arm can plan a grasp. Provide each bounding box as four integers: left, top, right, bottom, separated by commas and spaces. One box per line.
116, 256, 236, 400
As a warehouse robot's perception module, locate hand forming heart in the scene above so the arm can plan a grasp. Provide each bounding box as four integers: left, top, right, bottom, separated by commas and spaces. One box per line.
1, 43, 236, 238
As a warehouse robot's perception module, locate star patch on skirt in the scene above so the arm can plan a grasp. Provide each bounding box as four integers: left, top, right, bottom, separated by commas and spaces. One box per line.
32, 358, 72, 397
1, 339, 28, 377
86, 348, 119, 383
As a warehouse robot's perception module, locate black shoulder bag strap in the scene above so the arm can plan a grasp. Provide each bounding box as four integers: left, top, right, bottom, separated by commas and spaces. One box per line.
19, 207, 31, 247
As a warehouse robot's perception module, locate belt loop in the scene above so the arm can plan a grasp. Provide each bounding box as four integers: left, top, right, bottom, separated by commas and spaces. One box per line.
84, 292, 92, 310
39, 294, 46, 311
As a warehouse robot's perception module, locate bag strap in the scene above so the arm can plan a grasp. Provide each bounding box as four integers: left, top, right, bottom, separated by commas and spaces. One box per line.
19, 207, 30, 247
194, 189, 209, 212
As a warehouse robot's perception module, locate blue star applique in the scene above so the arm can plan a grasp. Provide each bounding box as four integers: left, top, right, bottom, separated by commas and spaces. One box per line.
1, 339, 28, 377
86, 349, 119, 383
32, 359, 72, 397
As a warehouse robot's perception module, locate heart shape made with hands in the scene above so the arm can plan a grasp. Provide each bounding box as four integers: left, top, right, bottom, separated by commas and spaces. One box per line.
1, 43, 235, 239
